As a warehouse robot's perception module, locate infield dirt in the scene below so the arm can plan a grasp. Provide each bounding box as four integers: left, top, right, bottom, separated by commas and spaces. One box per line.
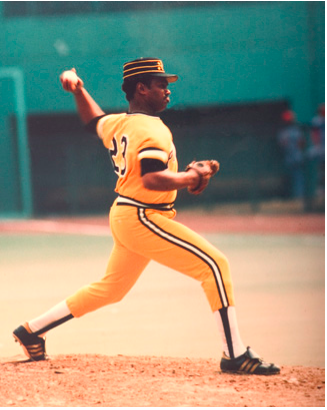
0, 354, 325, 407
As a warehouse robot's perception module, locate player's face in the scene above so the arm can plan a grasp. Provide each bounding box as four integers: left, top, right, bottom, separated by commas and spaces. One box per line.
145, 78, 171, 113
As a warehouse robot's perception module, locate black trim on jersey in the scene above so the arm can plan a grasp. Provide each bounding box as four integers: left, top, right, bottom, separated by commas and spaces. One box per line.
127, 112, 159, 118
139, 147, 164, 154
137, 207, 229, 309
85, 114, 107, 134
141, 158, 167, 176
219, 307, 235, 359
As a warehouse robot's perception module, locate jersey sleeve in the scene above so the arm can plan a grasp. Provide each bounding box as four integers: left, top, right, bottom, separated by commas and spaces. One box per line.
137, 147, 169, 163
140, 158, 167, 175
138, 146, 169, 175
85, 115, 107, 134
96, 115, 112, 141
136, 120, 173, 177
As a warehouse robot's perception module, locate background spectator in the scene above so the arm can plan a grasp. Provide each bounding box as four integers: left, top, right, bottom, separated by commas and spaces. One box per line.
277, 110, 306, 199
309, 103, 325, 197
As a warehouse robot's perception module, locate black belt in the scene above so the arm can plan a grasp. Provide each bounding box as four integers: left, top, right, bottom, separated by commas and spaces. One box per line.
116, 196, 174, 211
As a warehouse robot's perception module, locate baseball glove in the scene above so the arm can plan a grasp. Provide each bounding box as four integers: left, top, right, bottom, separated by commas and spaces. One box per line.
185, 160, 220, 195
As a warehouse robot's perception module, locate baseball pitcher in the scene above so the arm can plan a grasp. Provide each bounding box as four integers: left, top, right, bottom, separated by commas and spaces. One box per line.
13, 58, 280, 375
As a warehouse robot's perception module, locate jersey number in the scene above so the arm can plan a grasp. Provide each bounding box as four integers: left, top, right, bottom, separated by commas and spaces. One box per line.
109, 135, 128, 177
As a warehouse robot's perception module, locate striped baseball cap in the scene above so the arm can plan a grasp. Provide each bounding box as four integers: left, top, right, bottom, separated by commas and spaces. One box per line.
123, 58, 178, 83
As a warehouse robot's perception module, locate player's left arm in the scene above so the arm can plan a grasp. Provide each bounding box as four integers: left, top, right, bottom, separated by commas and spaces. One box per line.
142, 159, 219, 194
142, 168, 200, 192
139, 152, 198, 191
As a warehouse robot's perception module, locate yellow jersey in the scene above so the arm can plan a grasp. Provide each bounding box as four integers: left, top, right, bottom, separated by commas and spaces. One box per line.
97, 113, 178, 205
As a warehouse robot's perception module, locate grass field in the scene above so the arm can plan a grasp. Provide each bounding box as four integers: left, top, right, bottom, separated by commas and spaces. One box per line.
1, 219, 324, 368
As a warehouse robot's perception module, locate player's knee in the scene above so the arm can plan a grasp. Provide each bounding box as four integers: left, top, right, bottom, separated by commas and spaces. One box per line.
216, 252, 230, 273
110, 292, 126, 304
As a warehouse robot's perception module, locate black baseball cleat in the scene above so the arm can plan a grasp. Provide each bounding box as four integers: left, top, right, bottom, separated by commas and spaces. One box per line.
13, 323, 48, 361
220, 347, 280, 375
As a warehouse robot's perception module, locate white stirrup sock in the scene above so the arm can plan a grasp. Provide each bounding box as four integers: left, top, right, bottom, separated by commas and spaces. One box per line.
28, 300, 72, 334
214, 306, 246, 358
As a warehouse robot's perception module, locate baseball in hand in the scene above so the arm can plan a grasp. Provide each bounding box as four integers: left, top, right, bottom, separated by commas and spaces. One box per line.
60, 68, 84, 93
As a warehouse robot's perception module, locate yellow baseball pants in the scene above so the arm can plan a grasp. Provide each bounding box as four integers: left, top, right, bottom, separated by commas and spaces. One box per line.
66, 199, 235, 318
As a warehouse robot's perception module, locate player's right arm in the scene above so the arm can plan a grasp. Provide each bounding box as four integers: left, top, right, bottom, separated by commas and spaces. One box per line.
60, 68, 105, 124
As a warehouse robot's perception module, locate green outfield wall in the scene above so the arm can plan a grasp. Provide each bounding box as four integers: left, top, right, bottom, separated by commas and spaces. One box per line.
0, 1, 324, 215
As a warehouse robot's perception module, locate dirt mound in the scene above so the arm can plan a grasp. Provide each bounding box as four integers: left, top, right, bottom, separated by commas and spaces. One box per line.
1, 354, 324, 407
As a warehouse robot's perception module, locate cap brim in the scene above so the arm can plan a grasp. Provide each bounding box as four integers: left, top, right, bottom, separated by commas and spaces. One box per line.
150, 73, 178, 83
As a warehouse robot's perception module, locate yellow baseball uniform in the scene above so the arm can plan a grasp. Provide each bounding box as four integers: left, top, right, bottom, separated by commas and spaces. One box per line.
66, 113, 235, 317
13, 59, 280, 374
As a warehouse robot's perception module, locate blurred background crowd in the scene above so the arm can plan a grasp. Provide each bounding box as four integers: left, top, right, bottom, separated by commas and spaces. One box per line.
277, 103, 325, 211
